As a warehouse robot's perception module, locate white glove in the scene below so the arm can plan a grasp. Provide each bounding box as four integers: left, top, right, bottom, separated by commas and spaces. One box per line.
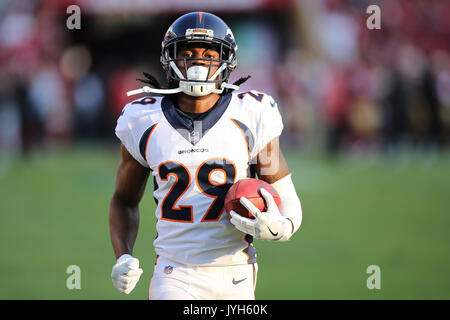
230, 188, 293, 241
111, 254, 143, 294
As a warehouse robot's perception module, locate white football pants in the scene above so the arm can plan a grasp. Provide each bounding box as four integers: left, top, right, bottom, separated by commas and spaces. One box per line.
149, 256, 258, 300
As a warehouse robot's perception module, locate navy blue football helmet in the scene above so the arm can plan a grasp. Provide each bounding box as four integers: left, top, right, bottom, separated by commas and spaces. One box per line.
127, 12, 239, 97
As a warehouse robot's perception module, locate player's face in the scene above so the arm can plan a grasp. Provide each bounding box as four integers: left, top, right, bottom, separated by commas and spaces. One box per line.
176, 44, 221, 79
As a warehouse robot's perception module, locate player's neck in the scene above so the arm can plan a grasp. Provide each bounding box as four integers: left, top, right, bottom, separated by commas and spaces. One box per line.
176, 93, 221, 114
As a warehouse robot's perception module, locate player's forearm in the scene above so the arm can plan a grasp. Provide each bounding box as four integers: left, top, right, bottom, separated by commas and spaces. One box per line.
109, 196, 140, 259
271, 174, 302, 235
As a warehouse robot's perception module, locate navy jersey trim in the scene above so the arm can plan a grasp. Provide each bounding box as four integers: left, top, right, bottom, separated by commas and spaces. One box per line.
161, 94, 232, 145
231, 118, 256, 178
243, 234, 257, 264
139, 123, 158, 161
230, 118, 255, 157
248, 164, 257, 178
153, 175, 159, 205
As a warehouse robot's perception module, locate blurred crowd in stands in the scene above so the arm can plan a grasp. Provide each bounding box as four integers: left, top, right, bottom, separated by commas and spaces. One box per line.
280, 0, 450, 156
0, 0, 449, 160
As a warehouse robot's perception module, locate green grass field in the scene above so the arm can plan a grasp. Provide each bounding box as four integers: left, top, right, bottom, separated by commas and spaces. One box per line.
1, 145, 449, 299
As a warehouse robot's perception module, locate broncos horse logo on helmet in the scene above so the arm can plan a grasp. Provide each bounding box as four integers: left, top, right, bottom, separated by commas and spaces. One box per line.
127, 12, 249, 97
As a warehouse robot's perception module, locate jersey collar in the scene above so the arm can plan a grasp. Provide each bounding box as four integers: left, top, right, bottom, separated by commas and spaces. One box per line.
161, 93, 232, 145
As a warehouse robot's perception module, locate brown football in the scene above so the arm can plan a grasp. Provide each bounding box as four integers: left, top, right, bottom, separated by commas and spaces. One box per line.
224, 178, 281, 220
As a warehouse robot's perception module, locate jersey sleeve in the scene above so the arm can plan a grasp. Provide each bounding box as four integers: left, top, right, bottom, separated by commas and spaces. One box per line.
115, 104, 149, 168
252, 94, 284, 158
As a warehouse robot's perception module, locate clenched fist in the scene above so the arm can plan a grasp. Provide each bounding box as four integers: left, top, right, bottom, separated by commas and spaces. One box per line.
111, 254, 143, 294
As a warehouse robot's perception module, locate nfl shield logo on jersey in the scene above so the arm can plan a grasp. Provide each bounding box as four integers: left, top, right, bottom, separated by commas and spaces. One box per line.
164, 265, 173, 274
189, 131, 200, 144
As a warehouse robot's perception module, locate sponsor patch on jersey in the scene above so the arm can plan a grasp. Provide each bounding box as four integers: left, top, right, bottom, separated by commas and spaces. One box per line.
178, 147, 209, 154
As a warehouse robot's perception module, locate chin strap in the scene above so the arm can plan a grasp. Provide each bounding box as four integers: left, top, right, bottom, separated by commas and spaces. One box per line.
221, 82, 240, 91
126, 82, 240, 97
126, 86, 183, 96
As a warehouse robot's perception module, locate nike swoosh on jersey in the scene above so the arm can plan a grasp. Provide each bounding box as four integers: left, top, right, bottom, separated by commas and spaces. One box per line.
232, 277, 247, 285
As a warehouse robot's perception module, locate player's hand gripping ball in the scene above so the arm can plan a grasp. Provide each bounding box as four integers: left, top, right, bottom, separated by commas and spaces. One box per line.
224, 178, 281, 219
225, 178, 292, 241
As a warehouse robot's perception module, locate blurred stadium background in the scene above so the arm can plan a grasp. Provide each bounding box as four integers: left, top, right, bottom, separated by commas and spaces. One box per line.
0, 0, 449, 299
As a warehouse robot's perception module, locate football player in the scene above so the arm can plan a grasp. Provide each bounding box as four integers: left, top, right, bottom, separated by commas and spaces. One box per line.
110, 12, 303, 299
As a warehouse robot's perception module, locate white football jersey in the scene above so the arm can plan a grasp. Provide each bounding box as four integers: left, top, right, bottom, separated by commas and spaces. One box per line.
115, 90, 283, 266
